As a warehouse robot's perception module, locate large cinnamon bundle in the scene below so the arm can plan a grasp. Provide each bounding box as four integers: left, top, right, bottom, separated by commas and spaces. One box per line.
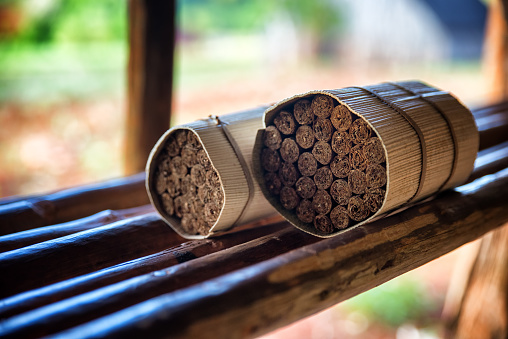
146, 107, 277, 239
254, 81, 479, 237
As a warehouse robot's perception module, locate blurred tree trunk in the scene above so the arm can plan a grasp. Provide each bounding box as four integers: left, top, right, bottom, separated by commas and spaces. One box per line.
446, 1, 508, 338
484, 0, 508, 102
125, 0, 176, 175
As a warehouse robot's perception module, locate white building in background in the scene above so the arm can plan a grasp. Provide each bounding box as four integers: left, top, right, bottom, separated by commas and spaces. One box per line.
339, 0, 451, 66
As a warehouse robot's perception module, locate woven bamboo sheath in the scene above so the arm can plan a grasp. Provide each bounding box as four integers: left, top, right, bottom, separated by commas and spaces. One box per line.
254, 81, 479, 237
146, 107, 276, 239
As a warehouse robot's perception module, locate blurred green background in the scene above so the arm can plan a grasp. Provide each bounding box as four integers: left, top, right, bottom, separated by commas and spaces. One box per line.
0, 1, 488, 337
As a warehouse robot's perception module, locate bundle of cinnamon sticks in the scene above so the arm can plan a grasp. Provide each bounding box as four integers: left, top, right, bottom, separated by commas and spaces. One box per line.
147, 81, 478, 238
256, 81, 478, 237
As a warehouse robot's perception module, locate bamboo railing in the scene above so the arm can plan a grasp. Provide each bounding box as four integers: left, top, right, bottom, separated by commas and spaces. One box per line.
0, 103, 507, 338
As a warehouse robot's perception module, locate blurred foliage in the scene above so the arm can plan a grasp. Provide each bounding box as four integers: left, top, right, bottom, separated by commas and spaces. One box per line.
341, 277, 438, 328
179, 0, 342, 36
0, 0, 126, 43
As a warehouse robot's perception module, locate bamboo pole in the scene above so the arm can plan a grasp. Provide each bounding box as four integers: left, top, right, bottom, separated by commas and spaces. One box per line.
0, 173, 148, 235
47, 166, 508, 339
0, 214, 184, 298
0, 205, 154, 253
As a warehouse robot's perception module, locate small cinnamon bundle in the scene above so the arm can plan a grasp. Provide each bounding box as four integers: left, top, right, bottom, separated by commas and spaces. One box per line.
150, 129, 224, 236
147, 107, 277, 239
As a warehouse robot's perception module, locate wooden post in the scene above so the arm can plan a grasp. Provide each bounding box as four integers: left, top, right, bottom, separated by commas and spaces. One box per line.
125, 0, 176, 174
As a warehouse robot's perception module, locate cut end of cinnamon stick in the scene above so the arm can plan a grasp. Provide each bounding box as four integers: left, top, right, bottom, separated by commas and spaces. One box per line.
294, 99, 313, 125
295, 125, 315, 149
263, 125, 282, 150
274, 110, 297, 135
348, 196, 369, 222
311, 95, 334, 118
280, 186, 300, 210
331, 105, 352, 131
280, 138, 300, 163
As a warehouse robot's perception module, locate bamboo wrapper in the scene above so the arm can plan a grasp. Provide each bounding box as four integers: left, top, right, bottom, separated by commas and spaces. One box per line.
146, 107, 276, 239
254, 81, 479, 237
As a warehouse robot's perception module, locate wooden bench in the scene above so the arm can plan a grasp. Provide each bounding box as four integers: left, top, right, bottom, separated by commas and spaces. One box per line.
0, 103, 507, 338
2, 1, 508, 337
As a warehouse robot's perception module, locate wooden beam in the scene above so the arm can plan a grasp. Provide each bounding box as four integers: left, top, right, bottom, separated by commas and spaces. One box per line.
125, 0, 176, 174
0, 173, 148, 235
0, 204, 153, 253
0, 214, 184, 298
48, 166, 508, 338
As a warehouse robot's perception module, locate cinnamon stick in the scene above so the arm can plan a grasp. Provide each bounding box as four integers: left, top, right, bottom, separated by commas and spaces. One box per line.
330, 105, 352, 131
263, 125, 282, 150
293, 99, 313, 125
261, 148, 281, 172
350, 144, 368, 171
366, 164, 387, 188
279, 162, 299, 187
314, 214, 334, 234
349, 118, 371, 144
280, 187, 300, 210
330, 155, 351, 178
297, 152, 317, 177
295, 177, 316, 199
296, 199, 315, 224
312, 189, 332, 215
331, 131, 351, 158
348, 196, 369, 221
311, 95, 334, 118
313, 166, 333, 190
295, 125, 314, 149
348, 169, 367, 195
330, 179, 351, 205
312, 140, 332, 165
330, 205, 349, 230
274, 111, 296, 135
363, 137, 385, 164
264, 172, 282, 196
280, 138, 300, 163
313, 118, 333, 142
